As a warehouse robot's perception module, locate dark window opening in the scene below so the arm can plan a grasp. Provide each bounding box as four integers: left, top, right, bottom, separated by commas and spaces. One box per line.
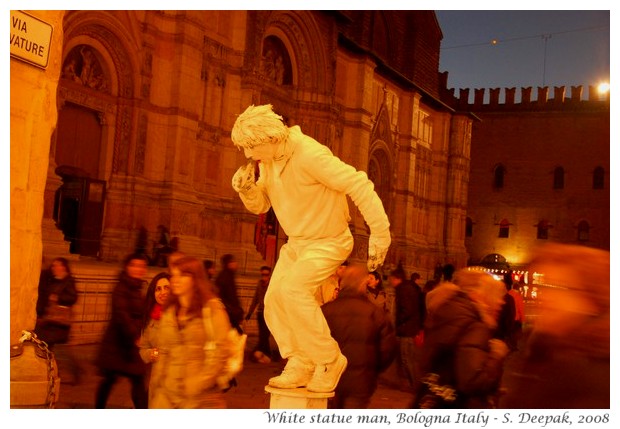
593, 166, 605, 189
553, 167, 564, 189
577, 221, 590, 242
493, 165, 505, 189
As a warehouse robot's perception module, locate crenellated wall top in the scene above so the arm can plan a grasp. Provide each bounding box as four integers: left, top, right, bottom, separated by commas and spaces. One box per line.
438, 73, 610, 112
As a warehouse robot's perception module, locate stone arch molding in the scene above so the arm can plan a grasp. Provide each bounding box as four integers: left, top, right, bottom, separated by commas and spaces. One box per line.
263, 11, 330, 94
369, 103, 395, 221
60, 12, 138, 175
63, 12, 138, 98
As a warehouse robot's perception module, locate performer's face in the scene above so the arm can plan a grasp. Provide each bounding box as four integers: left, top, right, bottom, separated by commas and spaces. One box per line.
243, 143, 278, 163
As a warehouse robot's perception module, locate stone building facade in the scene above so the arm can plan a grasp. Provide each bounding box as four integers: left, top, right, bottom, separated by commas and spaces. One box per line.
11, 11, 472, 342
40, 10, 471, 275
444, 84, 610, 272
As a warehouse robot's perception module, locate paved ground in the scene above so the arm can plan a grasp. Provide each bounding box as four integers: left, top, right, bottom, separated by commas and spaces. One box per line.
50, 341, 414, 409
48, 337, 528, 410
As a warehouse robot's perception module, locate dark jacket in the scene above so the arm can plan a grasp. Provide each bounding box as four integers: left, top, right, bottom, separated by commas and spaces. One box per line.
418, 288, 505, 408
246, 278, 268, 318
215, 268, 244, 329
34, 270, 78, 345
322, 288, 397, 399
394, 279, 424, 337
495, 292, 516, 341
95, 272, 147, 376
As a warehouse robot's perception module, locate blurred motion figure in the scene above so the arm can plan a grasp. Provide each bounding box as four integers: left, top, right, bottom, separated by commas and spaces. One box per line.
502, 244, 610, 409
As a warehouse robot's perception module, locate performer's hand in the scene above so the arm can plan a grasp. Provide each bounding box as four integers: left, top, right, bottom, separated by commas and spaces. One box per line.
368, 231, 391, 271
232, 161, 256, 193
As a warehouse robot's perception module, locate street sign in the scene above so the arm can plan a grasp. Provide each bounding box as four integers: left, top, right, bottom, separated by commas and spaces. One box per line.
10, 10, 53, 69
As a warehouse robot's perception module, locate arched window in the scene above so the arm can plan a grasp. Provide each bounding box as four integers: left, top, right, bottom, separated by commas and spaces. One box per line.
593, 166, 605, 189
536, 220, 551, 239
498, 218, 510, 238
553, 166, 564, 189
494, 164, 505, 189
465, 217, 473, 237
577, 220, 590, 242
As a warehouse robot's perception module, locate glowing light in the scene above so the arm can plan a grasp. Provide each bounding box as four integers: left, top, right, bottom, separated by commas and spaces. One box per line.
597, 82, 610, 94
491, 39, 498, 45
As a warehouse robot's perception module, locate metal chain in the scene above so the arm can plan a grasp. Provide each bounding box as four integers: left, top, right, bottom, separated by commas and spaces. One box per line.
18, 330, 58, 408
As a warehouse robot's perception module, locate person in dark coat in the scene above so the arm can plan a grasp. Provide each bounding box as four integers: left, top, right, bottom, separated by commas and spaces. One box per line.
245, 266, 273, 363
34, 257, 81, 383
388, 266, 424, 393
95, 253, 149, 408
35, 257, 78, 345
495, 272, 516, 344
415, 269, 509, 409
322, 263, 397, 408
215, 254, 244, 333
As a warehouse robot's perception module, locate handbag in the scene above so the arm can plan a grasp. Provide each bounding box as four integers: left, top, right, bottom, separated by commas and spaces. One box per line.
43, 301, 72, 326
415, 373, 458, 409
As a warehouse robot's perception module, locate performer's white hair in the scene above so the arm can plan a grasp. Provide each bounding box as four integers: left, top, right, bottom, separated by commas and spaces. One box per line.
231, 104, 289, 149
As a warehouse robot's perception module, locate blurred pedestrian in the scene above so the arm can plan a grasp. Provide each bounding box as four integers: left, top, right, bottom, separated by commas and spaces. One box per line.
203, 259, 216, 281
495, 272, 516, 346
152, 225, 171, 267
441, 264, 455, 282
388, 265, 424, 394
167, 251, 185, 271
246, 266, 273, 363
322, 263, 397, 408
34, 257, 81, 384
414, 269, 509, 408
139, 272, 171, 406
216, 254, 245, 333
502, 244, 609, 409
507, 278, 525, 351
95, 253, 149, 409
152, 256, 234, 408
410, 272, 422, 291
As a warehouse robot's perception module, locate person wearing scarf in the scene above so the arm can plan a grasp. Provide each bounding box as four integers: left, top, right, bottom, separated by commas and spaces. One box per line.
139, 272, 171, 407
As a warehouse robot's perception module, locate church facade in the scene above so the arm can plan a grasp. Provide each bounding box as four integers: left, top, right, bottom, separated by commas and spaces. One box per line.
38, 10, 471, 277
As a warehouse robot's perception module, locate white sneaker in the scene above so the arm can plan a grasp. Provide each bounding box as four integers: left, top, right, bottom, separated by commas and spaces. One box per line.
307, 353, 347, 393
268, 357, 315, 389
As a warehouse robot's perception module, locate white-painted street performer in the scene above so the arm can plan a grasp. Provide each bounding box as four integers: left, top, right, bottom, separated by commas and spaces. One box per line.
231, 104, 391, 393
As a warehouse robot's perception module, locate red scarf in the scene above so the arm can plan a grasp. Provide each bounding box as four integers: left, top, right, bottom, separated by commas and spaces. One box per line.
150, 303, 162, 321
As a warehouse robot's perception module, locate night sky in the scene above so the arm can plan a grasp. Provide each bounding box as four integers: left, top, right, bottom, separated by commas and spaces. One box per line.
435, 10, 610, 100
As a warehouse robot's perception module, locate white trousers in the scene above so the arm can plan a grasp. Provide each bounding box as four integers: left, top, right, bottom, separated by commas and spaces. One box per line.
264, 229, 353, 365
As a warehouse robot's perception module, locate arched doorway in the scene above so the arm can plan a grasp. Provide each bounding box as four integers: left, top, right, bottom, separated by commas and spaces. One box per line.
48, 43, 112, 257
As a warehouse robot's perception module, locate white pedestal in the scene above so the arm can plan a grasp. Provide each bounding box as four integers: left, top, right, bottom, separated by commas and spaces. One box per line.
265, 385, 334, 409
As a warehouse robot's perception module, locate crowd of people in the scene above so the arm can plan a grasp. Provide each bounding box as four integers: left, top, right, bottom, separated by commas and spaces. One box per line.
35, 240, 609, 410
